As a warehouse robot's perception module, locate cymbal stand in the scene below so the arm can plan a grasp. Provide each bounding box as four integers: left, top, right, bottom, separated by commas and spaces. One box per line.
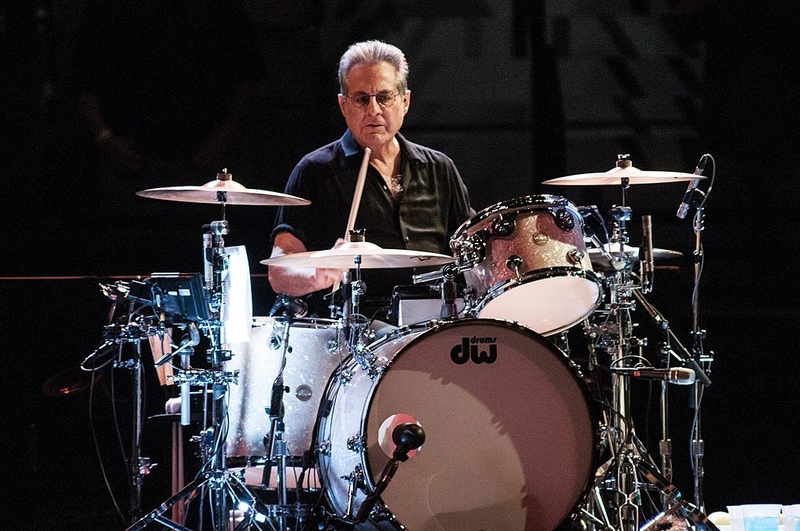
582, 269, 654, 531
337, 230, 375, 372
581, 195, 667, 531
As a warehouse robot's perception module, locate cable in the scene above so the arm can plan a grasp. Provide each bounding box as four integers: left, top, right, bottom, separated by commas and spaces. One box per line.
89, 366, 128, 524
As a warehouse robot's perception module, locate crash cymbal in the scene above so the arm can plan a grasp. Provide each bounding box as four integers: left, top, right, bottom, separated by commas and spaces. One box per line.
543, 165, 705, 186
137, 170, 310, 206
261, 241, 455, 269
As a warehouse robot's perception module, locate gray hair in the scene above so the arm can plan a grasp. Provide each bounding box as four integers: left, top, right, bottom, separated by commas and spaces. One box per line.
338, 40, 409, 95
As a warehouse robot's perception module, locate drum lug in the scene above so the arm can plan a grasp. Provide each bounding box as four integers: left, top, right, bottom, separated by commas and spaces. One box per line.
568, 248, 585, 265
353, 350, 387, 381
454, 232, 487, 267
326, 337, 339, 354
316, 439, 331, 456
338, 367, 354, 385
554, 206, 576, 231
491, 215, 516, 237
347, 434, 367, 453
505, 255, 523, 276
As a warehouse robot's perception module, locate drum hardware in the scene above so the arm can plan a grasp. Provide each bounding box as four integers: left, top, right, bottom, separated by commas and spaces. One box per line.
438, 263, 460, 319
395, 263, 466, 324
261, 306, 297, 530
565, 155, 718, 530
86, 171, 311, 530
677, 153, 715, 512
125, 221, 286, 531
85, 286, 213, 522
83, 287, 168, 522
263, 291, 311, 500
570, 194, 679, 529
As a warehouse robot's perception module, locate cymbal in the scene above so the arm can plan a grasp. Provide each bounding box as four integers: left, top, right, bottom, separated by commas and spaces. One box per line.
261, 241, 455, 269
42, 367, 100, 397
588, 244, 682, 268
137, 171, 310, 206
543, 165, 705, 186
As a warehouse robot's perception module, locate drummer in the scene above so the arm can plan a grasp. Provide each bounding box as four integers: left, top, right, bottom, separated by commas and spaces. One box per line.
267, 40, 474, 319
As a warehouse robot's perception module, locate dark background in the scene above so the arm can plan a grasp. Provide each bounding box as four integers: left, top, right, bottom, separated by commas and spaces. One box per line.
2, 0, 799, 529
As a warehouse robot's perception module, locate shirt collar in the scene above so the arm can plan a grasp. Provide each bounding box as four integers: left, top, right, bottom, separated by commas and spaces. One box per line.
341, 130, 427, 164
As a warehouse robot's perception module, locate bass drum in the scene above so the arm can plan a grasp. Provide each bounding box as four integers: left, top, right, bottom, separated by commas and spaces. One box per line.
316, 318, 597, 531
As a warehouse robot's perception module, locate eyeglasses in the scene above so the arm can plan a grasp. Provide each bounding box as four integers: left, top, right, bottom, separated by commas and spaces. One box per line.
344, 90, 403, 109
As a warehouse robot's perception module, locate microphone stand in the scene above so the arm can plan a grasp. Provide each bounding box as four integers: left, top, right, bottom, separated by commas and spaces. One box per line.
129, 336, 146, 522
262, 306, 294, 531
689, 194, 711, 512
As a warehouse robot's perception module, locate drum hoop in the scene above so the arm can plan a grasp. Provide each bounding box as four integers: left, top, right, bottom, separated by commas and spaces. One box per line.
451, 194, 580, 240
258, 315, 342, 330
479, 267, 602, 299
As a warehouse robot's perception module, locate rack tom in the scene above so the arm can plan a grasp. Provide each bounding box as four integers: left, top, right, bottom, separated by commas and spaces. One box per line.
450, 195, 602, 335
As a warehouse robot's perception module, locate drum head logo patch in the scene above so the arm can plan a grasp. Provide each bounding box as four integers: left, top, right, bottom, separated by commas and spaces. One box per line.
450, 336, 497, 364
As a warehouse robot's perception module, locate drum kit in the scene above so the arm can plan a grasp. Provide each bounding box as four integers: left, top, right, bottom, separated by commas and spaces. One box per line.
87, 155, 719, 531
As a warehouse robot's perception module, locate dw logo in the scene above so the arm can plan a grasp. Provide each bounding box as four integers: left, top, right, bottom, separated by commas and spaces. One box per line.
450, 336, 498, 365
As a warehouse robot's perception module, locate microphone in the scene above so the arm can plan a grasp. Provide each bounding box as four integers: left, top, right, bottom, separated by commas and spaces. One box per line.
612, 366, 696, 385
81, 340, 117, 371
269, 294, 308, 318
154, 323, 200, 367
353, 420, 426, 523
391, 423, 426, 462
640, 215, 654, 293
676, 156, 707, 219
186, 321, 201, 346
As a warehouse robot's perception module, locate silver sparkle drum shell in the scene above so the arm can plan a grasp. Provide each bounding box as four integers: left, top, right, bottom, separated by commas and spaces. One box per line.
451, 195, 602, 336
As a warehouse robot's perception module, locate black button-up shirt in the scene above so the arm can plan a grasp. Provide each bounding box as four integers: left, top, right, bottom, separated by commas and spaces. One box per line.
271, 130, 473, 317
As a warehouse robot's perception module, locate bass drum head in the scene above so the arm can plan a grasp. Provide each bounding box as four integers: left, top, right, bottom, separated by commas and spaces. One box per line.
330, 318, 597, 531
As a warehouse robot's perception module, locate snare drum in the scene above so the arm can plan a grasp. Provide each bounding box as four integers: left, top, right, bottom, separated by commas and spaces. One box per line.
315, 318, 597, 531
225, 316, 345, 466
451, 195, 602, 335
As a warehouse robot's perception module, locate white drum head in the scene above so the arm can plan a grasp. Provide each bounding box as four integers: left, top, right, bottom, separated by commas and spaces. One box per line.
477, 273, 601, 336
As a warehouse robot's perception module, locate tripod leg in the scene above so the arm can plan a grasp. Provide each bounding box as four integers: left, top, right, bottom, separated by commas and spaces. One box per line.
126, 475, 210, 531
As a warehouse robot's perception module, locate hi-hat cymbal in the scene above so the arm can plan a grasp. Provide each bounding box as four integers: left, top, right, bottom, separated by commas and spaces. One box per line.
137, 171, 310, 206
588, 244, 682, 268
543, 165, 705, 186
261, 241, 455, 269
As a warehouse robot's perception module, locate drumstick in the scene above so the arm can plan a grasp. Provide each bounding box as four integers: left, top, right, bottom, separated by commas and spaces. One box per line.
344, 146, 371, 241
332, 146, 371, 295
